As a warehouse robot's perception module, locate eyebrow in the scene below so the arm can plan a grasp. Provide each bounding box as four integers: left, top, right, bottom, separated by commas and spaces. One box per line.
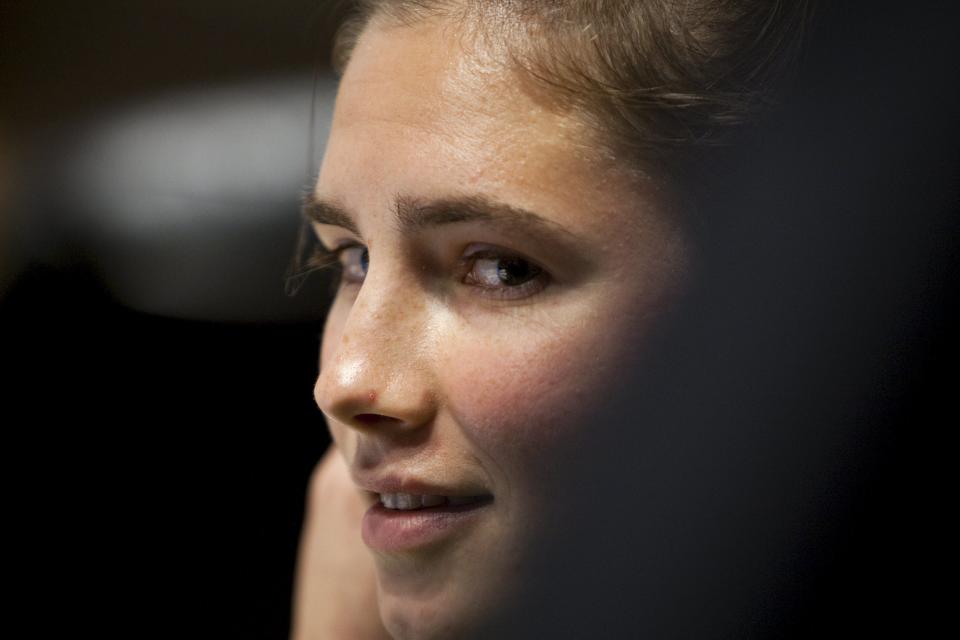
302, 192, 579, 245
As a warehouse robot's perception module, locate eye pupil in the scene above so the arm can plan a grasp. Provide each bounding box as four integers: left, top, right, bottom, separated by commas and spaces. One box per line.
360, 248, 369, 274
497, 257, 539, 286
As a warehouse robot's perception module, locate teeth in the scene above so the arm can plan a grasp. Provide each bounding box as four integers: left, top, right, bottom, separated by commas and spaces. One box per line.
396, 493, 417, 509
379, 493, 447, 510
378, 492, 488, 510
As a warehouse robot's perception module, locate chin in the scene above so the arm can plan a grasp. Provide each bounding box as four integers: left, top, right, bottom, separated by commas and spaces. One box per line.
375, 561, 518, 640
369, 501, 549, 639
377, 591, 481, 640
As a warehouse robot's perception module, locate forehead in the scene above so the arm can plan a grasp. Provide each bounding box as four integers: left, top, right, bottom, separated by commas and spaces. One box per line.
318, 18, 661, 236
347, 19, 576, 125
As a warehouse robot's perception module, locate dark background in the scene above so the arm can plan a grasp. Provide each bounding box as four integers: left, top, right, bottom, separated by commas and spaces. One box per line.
2, 1, 958, 638
1, 1, 339, 637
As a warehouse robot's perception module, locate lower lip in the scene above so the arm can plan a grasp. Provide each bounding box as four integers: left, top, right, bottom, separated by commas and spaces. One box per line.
362, 498, 493, 552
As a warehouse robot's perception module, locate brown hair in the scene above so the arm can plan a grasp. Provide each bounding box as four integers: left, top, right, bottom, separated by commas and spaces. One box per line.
331, 0, 814, 171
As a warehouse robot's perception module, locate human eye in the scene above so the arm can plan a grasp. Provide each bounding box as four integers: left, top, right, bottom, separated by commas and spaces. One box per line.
296, 240, 368, 292
460, 243, 551, 301
334, 242, 369, 285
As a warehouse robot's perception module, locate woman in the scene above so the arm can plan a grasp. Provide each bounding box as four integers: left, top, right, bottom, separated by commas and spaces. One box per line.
287, 2, 813, 638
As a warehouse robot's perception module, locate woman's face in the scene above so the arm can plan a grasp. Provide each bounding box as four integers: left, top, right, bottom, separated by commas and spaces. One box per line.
310, 18, 690, 640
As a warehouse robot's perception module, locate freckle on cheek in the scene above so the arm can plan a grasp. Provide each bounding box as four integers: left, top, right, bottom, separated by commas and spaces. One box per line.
450, 354, 583, 447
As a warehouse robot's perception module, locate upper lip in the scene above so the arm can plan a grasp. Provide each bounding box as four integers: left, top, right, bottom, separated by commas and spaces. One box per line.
352, 471, 492, 498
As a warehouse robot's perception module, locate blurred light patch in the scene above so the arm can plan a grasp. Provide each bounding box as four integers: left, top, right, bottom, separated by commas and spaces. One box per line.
48, 73, 338, 322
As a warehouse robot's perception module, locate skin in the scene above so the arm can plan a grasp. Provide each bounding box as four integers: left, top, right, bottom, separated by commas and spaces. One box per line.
292, 15, 691, 640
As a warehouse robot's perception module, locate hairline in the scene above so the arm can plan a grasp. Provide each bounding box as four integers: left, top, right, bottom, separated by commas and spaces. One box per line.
334, 4, 666, 190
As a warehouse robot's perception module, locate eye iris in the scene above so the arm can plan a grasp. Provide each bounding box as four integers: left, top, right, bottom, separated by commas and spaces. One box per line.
340, 246, 369, 283
497, 257, 539, 286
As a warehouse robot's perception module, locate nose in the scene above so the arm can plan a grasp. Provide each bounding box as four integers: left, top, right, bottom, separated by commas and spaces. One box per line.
314, 271, 438, 435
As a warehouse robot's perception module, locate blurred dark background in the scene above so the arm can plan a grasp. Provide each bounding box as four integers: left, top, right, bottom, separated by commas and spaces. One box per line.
1, 1, 342, 638
2, 1, 958, 639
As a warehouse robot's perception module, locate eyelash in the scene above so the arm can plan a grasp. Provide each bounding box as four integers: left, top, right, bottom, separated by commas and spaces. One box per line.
301, 242, 551, 301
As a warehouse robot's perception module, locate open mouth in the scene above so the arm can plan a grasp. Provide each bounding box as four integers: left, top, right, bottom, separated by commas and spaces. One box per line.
377, 492, 493, 511
363, 491, 494, 551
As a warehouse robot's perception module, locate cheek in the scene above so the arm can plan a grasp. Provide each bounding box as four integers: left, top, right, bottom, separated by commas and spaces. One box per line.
439, 321, 622, 474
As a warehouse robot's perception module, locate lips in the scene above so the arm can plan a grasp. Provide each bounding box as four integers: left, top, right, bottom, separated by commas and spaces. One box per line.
355, 472, 488, 494
354, 472, 494, 551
